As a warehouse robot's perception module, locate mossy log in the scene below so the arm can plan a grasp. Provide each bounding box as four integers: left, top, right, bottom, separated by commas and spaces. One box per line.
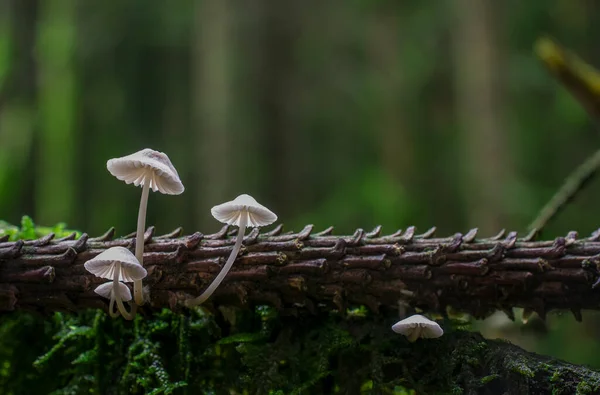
1, 224, 600, 321
384, 325, 600, 394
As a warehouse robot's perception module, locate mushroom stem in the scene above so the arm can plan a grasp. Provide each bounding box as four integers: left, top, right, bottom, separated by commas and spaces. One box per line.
407, 327, 421, 342
185, 214, 248, 307
133, 180, 150, 305
113, 262, 134, 320
108, 290, 120, 318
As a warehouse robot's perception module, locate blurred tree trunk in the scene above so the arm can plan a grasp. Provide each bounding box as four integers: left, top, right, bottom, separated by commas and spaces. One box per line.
35, 0, 77, 225
369, 7, 414, 185
452, 0, 512, 234
193, 0, 234, 227
0, 0, 37, 222
163, 14, 192, 231
257, 0, 307, 216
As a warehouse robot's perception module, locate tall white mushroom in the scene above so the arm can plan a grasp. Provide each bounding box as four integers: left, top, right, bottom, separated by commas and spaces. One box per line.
107, 148, 184, 305
85, 247, 147, 320
185, 194, 277, 307
391, 314, 444, 342
94, 281, 132, 318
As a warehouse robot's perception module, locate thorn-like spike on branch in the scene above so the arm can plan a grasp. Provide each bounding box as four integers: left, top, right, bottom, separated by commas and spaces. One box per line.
443, 233, 463, 252
183, 232, 203, 249
263, 224, 284, 236
366, 225, 382, 238
463, 228, 478, 243
156, 227, 183, 239
349, 229, 365, 245
55, 232, 77, 242
486, 244, 504, 262
296, 225, 314, 240
490, 229, 506, 240
206, 225, 229, 239
72, 233, 89, 252
58, 247, 78, 264
90, 227, 115, 242
503, 232, 518, 248
565, 231, 578, 246
589, 228, 600, 242
331, 239, 347, 256
243, 228, 260, 245
0, 240, 24, 259
389, 229, 403, 238
521, 228, 538, 242
314, 226, 334, 236
399, 226, 415, 243
144, 226, 155, 243
416, 227, 436, 239
25, 233, 54, 246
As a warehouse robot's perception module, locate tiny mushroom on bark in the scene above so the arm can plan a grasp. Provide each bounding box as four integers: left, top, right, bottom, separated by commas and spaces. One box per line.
107, 148, 184, 306
391, 314, 444, 342
94, 281, 132, 318
85, 247, 147, 320
185, 194, 277, 307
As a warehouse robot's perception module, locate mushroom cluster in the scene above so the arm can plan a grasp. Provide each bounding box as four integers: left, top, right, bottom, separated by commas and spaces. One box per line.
85, 247, 147, 320
86, 147, 279, 318
84, 148, 184, 320
106, 149, 185, 306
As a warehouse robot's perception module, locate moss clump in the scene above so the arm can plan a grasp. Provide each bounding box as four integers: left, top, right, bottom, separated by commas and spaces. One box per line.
0, 216, 81, 240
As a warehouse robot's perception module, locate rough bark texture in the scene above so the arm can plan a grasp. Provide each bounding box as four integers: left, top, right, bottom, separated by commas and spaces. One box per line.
1, 224, 600, 322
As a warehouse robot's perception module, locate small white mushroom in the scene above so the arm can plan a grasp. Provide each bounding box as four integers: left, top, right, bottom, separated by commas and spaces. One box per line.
391, 314, 444, 342
85, 247, 147, 320
94, 281, 132, 318
107, 148, 184, 306
185, 194, 277, 307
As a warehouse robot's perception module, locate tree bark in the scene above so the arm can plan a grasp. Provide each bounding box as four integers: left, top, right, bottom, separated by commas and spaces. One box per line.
0, 225, 600, 321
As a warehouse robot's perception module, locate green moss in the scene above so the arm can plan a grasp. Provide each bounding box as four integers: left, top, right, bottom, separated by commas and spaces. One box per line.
576, 381, 593, 394
551, 370, 561, 382
508, 358, 535, 378
0, 216, 81, 240
480, 374, 500, 384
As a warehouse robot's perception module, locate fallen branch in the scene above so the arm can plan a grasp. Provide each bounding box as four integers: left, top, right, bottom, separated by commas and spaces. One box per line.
1, 224, 600, 319
527, 149, 600, 234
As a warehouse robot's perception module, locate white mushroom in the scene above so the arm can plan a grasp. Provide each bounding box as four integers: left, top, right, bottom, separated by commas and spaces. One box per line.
94, 281, 132, 318
185, 194, 277, 307
85, 247, 147, 320
391, 314, 444, 342
107, 148, 184, 306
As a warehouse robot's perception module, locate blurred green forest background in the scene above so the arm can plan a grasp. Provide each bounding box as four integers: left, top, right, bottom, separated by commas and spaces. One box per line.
1, 0, 600, 376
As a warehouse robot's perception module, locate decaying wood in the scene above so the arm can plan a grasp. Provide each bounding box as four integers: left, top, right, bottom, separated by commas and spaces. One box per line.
1, 224, 600, 319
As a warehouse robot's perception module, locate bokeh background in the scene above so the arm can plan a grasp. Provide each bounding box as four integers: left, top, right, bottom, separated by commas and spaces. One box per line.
1, 0, 600, 369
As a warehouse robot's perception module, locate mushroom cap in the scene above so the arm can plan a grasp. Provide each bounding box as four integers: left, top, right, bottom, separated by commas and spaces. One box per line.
211, 194, 277, 228
94, 281, 132, 302
391, 314, 444, 339
84, 247, 147, 282
106, 148, 185, 195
